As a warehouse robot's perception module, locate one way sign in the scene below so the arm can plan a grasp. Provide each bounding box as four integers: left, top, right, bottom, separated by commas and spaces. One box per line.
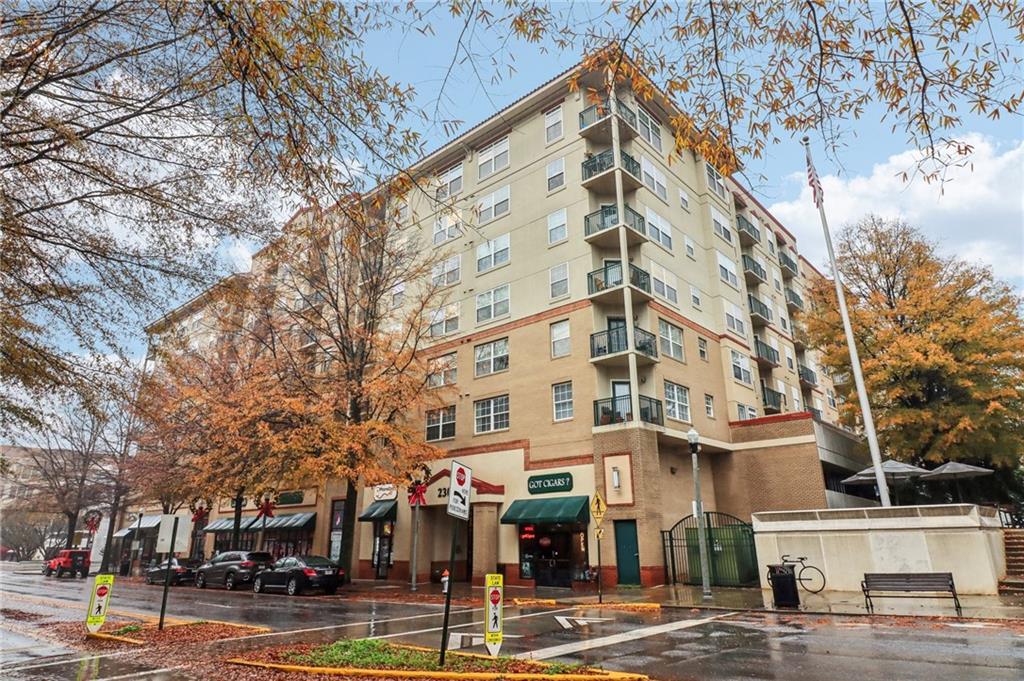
554, 615, 613, 630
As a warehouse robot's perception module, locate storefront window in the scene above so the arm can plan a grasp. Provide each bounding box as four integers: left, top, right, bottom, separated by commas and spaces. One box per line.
516, 522, 588, 587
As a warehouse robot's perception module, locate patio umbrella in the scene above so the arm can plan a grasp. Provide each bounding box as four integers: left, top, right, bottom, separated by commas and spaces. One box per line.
841, 459, 929, 504
919, 462, 994, 502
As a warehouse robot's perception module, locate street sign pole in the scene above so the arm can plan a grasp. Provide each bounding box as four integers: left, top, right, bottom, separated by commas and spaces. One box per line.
596, 532, 603, 604
158, 517, 178, 630
438, 519, 458, 666
590, 493, 607, 604
439, 461, 472, 667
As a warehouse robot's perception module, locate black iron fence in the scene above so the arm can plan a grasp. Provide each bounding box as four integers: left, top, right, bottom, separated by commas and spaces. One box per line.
661, 512, 759, 587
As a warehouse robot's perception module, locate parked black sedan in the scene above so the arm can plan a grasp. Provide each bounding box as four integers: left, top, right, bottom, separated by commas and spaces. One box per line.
145, 557, 201, 585
252, 555, 342, 596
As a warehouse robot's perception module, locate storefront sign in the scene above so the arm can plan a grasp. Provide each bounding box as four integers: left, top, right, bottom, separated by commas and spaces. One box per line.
373, 484, 398, 501
527, 472, 573, 495
329, 530, 343, 561
85, 574, 115, 633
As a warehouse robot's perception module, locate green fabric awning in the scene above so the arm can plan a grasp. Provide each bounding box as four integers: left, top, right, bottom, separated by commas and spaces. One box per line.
500, 496, 590, 525
358, 499, 397, 522
203, 516, 258, 533
260, 512, 315, 530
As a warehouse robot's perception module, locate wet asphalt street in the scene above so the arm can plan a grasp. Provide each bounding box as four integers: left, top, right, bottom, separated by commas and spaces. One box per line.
2, 566, 1023, 681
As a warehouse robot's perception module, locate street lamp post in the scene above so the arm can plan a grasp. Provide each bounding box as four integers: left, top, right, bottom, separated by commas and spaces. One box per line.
687, 428, 712, 600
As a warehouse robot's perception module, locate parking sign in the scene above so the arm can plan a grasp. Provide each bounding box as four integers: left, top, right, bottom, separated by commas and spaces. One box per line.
86, 574, 115, 633
446, 460, 472, 520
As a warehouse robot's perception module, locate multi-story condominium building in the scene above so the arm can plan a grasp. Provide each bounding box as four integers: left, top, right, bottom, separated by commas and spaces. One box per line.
139, 61, 875, 589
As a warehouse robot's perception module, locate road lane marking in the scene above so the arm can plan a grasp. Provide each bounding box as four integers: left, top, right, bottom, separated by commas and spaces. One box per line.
195, 601, 234, 609
554, 615, 613, 630
370, 607, 579, 641
516, 612, 738, 661
5, 651, 139, 672
93, 668, 184, 680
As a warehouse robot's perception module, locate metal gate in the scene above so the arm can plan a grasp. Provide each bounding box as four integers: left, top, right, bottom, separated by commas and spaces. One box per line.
661, 512, 758, 587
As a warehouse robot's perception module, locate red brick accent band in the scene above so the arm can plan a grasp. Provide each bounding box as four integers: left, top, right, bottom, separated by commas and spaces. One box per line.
728, 411, 813, 427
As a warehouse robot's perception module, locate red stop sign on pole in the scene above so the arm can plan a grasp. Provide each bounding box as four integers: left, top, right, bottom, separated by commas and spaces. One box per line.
490, 588, 500, 605
455, 467, 466, 486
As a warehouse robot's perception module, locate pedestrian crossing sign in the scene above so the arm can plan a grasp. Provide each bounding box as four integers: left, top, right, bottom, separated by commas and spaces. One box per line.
86, 574, 115, 634
591, 492, 607, 526
484, 573, 503, 656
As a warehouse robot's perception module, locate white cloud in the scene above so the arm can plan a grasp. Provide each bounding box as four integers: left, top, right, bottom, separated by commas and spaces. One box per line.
769, 134, 1024, 286
226, 239, 255, 273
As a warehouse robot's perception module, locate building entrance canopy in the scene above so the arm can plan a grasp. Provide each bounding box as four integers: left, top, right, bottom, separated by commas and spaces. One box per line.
358, 500, 398, 522
500, 495, 590, 525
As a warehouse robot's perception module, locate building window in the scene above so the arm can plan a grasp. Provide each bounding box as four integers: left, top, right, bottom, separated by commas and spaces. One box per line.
717, 252, 739, 288
546, 158, 565, 191
391, 281, 405, 309
736, 403, 757, 420
550, 320, 570, 357
650, 260, 678, 304
725, 303, 746, 336
476, 284, 510, 322
396, 201, 410, 222
477, 233, 510, 273
731, 349, 753, 384
552, 381, 573, 420
768, 236, 776, 255
658, 319, 684, 360
474, 395, 509, 433
427, 353, 457, 388
664, 381, 690, 422
429, 303, 459, 337
712, 208, 733, 243
436, 162, 463, 200
478, 136, 509, 180
706, 163, 726, 200
785, 347, 795, 370
432, 213, 460, 245
773, 267, 782, 292
545, 105, 563, 143
684, 236, 696, 259
791, 386, 802, 411
637, 106, 662, 151
641, 156, 668, 201
698, 337, 709, 361
474, 338, 509, 377
432, 254, 461, 287
827, 389, 837, 408
547, 208, 567, 244
426, 406, 456, 441
690, 286, 702, 308
478, 185, 510, 223
645, 207, 673, 249
549, 263, 569, 299
679, 188, 690, 210
779, 308, 790, 331
705, 394, 715, 418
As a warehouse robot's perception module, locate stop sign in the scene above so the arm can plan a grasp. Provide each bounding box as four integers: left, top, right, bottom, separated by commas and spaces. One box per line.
490, 588, 500, 605
96, 585, 109, 598
455, 467, 466, 486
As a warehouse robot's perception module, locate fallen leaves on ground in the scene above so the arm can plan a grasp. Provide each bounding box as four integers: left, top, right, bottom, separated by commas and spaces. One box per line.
1, 608, 45, 621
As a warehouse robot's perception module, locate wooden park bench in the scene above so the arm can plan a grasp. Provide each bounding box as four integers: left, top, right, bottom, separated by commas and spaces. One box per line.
862, 572, 962, 617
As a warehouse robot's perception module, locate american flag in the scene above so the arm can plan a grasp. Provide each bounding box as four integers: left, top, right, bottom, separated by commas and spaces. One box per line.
805, 142, 824, 208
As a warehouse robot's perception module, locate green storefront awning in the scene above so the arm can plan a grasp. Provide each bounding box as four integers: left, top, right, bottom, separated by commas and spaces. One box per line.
500, 496, 590, 525
204, 516, 259, 533
358, 499, 397, 522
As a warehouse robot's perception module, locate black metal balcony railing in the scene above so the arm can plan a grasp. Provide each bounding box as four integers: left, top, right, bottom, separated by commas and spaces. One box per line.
627, 263, 651, 293
799, 364, 818, 386
623, 205, 646, 234
762, 386, 785, 411
620, 150, 641, 179
634, 327, 658, 359
810, 407, 823, 421
593, 394, 664, 427
736, 214, 760, 243
786, 287, 804, 310
742, 254, 767, 282
748, 294, 772, 322
780, 251, 799, 277
578, 99, 637, 131
754, 337, 780, 365
590, 326, 628, 357
587, 263, 651, 295
584, 205, 618, 236
582, 148, 615, 180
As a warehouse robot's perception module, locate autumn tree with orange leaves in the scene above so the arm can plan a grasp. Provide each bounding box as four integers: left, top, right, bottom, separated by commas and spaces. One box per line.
805, 216, 1024, 470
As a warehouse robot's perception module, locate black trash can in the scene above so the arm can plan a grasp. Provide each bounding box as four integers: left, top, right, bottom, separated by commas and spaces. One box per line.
767, 563, 800, 609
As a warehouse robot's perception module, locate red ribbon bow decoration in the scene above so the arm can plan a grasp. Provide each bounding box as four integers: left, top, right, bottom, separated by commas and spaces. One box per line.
256, 498, 275, 519
84, 514, 101, 533
191, 507, 208, 523
408, 483, 427, 507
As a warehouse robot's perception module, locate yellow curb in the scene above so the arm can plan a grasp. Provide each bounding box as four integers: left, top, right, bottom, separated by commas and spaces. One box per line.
511, 598, 557, 606
87, 632, 146, 645
226, 658, 648, 680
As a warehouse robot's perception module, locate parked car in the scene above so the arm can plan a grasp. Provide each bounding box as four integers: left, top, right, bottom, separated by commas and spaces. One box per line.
194, 551, 274, 590
42, 549, 90, 578
145, 557, 201, 585
253, 555, 343, 596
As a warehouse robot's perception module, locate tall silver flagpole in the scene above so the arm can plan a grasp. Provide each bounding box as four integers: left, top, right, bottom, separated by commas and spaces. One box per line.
802, 136, 891, 507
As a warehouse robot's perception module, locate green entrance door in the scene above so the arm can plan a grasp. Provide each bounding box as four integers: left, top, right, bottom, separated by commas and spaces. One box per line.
613, 519, 641, 585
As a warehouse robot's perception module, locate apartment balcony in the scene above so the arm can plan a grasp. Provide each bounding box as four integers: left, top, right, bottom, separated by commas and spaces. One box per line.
581, 148, 642, 194
785, 287, 804, 312
593, 394, 664, 427
799, 364, 818, 387
737, 214, 760, 246
578, 99, 638, 143
583, 204, 648, 248
742, 254, 768, 285
587, 262, 653, 305
754, 337, 780, 368
779, 251, 799, 278
748, 293, 772, 327
589, 326, 658, 367
762, 386, 785, 414
792, 323, 808, 351
809, 407, 823, 421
